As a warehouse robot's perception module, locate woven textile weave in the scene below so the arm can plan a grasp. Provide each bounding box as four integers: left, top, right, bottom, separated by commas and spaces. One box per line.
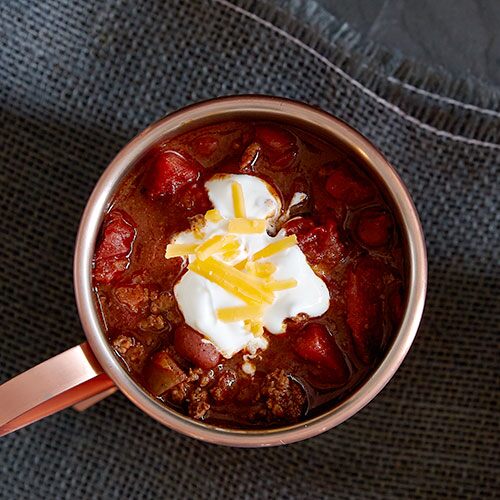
1, 0, 499, 498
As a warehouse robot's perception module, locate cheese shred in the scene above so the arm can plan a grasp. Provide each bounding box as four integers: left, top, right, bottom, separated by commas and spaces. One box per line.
196, 235, 237, 261
231, 181, 246, 218
245, 261, 277, 278
204, 209, 223, 223
217, 305, 263, 322
189, 257, 274, 305
165, 243, 199, 259
252, 235, 298, 261
228, 218, 266, 234
264, 278, 298, 291
244, 319, 264, 337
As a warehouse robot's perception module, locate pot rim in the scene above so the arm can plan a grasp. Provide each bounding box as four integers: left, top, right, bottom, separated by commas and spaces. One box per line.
74, 95, 427, 447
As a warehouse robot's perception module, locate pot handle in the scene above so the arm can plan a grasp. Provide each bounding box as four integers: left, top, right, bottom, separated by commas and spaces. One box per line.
0, 342, 115, 437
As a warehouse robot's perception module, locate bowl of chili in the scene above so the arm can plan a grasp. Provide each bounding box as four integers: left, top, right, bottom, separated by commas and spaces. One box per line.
0, 96, 427, 446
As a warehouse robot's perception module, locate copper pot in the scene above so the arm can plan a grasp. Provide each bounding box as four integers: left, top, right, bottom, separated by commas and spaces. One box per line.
0, 96, 427, 446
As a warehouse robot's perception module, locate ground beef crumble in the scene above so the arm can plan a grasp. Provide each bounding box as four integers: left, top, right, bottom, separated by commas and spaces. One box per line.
150, 291, 183, 324
168, 368, 216, 419
210, 370, 237, 402
112, 335, 146, 372
138, 314, 165, 331
166, 365, 306, 424
261, 369, 305, 420
188, 388, 211, 420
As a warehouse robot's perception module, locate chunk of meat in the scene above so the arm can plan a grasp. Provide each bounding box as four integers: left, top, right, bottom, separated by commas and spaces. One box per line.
294, 324, 348, 383
146, 150, 201, 199
255, 125, 298, 170
261, 369, 305, 420
356, 210, 393, 247
326, 167, 373, 205
346, 257, 387, 362
174, 324, 221, 369
112, 335, 147, 373
302, 218, 346, 265
146, 350, 187, 396
93, 211, 135, 284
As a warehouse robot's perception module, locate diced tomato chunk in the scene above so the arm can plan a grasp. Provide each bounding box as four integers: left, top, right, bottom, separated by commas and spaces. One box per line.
326, 167, 373, 205
356, 210, 392, 247
146, 150, 201, 199
255, 125, 298, 170
346, 257, 386, 362
146, 350, 187, 396
95, 211, 135, 260
294, 324, 348, 383
93, 211, 135, 284
174, 324, 221, 369
282, 216, 316, 237
285, 216, 345, 265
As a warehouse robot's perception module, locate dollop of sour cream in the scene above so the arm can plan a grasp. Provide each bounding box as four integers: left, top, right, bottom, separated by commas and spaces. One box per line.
171, 174, 330, 358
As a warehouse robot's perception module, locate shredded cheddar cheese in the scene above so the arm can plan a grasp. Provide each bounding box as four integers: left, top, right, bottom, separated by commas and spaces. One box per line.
222, 249, 240, 261
244, 319, 264, 337
193, 228, 205, 240
228, 218, 266, 234
264, 278, 298, 291
234, 258, 248, 271
217, 305, 263, 322
245, 261, 277, 278
189, 257, 274, 305
231, 181, 246, 218
204, 209, 223, 223
252, 235, 298, 261
165, 243, 199, 258
196, 235, 237, 261
167, 176, 310, 345
220, 240, 240, 253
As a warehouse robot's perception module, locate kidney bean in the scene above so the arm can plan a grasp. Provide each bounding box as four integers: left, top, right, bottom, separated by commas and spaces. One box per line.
326, 167, 373, 205
174, 324, 221, 369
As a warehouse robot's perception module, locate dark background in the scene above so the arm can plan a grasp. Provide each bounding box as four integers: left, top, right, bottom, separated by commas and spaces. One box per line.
318, 0, 500, 87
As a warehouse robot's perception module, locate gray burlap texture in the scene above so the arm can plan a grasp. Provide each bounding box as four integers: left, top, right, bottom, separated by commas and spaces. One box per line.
0, 0, 498, 498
